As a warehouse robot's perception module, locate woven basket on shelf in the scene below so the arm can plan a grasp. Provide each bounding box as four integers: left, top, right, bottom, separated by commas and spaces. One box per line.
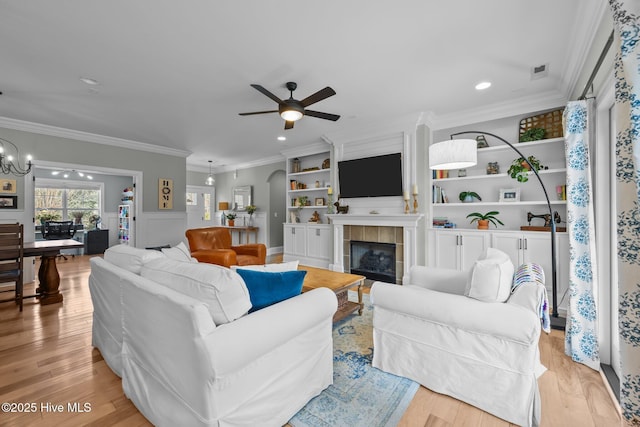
518, 108, 565, 140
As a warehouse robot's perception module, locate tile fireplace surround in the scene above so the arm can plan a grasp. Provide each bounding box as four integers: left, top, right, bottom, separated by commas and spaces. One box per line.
327, 214, 423, 284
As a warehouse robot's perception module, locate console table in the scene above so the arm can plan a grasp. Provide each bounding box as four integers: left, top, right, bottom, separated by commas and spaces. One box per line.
24, 239, 85, 305
226, 226, 258, 244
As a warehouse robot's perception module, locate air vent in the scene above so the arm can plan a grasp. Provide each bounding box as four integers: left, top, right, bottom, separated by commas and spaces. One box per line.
531, 63, 549, 80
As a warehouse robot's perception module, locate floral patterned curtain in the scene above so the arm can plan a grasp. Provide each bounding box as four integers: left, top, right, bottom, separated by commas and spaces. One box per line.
563, 100, 600, 371
609, 0, 640, 424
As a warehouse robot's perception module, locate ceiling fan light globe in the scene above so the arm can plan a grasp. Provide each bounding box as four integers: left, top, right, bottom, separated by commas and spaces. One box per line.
280, 109, 303, 122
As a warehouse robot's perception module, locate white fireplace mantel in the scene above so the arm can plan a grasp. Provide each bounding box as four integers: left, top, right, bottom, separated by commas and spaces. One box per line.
326, 213, 424, 283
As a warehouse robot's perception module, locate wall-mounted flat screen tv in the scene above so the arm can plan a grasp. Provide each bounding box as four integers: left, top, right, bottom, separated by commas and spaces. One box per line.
338, 153, 403, 198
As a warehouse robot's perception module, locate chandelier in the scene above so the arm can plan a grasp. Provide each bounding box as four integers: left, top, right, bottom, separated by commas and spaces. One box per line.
50, 169, 94, 180
0, 137, 33, 176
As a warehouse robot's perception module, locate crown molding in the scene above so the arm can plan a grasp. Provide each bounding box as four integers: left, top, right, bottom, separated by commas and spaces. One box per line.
0, 116, 191, 158
429, 90, 568, 130
561, 1, 609, 101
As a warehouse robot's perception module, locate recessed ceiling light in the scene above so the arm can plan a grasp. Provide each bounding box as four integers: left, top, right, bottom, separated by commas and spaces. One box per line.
277, 136, 286, 141
475, 81, 492, 90
80, 77, 99, 86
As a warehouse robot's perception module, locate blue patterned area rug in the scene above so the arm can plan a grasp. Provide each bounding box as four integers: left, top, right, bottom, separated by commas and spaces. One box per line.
290, 293, 419, 427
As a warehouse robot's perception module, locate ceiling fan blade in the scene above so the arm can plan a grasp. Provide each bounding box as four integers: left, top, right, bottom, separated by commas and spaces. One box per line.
238, 110, 278, 116
284, 120, 294, 130
300, 87, 336, 107
304, 110, 340, 121
250, 84, 283, 104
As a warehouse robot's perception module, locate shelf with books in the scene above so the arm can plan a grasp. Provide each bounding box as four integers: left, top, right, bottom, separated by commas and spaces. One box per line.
429, 123, 567, 232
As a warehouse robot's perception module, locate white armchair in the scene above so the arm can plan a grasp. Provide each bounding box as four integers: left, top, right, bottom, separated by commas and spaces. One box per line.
370, 262, 546, 427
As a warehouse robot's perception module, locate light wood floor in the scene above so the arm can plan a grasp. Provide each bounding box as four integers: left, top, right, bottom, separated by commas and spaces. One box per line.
0, 255, 622, 426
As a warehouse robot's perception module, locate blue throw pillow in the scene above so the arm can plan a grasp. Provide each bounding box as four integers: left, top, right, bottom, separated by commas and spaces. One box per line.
235, 269, 307, 312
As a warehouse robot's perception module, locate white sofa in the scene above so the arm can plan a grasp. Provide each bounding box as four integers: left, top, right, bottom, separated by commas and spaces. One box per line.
370, 263, 546, 427
89, 245, 337, 427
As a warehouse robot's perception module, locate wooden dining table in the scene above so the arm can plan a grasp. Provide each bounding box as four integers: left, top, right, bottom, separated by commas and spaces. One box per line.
24, 239, 85, 305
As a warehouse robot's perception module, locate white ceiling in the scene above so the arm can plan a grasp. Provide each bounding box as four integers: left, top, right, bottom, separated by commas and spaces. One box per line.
0, 1, 605, 172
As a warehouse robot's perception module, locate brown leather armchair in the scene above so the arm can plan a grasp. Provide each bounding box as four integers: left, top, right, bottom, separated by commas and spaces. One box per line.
185, 227, 266, 268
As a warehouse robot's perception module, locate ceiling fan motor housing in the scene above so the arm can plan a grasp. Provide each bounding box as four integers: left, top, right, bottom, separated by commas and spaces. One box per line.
279, 100, 304, 117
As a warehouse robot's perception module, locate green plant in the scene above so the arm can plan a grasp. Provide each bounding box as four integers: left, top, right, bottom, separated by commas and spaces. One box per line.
507, 156, 545, 182
36, 210, 61, 224
225, 212, 237, 220
519, 127, 546, 142
246, 205, 257, 215
466, 211, 504, 228
459, 191, 482, 202
70, 211, 85, 223
297, 196, 309, 208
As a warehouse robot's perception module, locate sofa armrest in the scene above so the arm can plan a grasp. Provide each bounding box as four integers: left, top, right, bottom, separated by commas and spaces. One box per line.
507, 282, 546, 316
206, 287, 337, 376
191, 249, 237, 267
408, 265, 468, 295
231, 244, 267, 263
371, 281, 540, 343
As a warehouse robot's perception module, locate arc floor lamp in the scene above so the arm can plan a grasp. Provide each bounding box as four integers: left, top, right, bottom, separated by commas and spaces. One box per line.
429, 131, 565, 330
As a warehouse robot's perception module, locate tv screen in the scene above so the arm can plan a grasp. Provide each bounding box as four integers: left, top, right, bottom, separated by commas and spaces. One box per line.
338, 153, 403, 198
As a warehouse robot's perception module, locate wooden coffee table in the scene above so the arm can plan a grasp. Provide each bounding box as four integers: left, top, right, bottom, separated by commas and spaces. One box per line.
299, 265, 365, 322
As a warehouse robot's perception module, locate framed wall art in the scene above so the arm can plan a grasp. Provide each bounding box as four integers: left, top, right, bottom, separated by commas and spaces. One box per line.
0, 196, 18, 209
159, 178, 173, 209
0, 179, 17, 194
499, 188, 520, 202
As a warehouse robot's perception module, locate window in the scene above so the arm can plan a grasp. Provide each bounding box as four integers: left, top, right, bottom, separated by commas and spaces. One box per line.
35, 180, 102, 228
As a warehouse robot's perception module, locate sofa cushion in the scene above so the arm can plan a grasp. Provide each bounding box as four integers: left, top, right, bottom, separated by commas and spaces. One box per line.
231, 260, 299, 272
162, 242, 197, 263
141, 258, 251, 324
465, 248, 514, 303
235, 269, 306, 312
104, 244, 166, 274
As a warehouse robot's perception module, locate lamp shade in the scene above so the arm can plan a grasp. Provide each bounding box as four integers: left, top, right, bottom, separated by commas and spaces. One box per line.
429, 139, 478, 170
218, 202, 229, 211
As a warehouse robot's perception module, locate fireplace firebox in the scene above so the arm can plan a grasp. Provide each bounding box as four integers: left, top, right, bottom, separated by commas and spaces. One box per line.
349, 240, 396, 282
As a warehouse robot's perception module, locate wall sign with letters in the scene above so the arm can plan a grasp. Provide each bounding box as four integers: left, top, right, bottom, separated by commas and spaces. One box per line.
159, 178, 173, 209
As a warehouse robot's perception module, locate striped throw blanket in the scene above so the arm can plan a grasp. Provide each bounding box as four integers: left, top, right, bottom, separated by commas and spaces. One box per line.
512, 263, 550, 333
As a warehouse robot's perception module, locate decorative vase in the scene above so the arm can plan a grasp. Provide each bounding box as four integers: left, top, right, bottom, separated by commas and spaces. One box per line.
463, 195, 474, 203
247, 215, 253, 227
228, 219, 235, 227
477, 219, 490, 230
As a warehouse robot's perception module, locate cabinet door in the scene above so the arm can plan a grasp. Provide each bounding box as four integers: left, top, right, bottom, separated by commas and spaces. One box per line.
491, 232, 523, 269
434, 231, 460, 270
306, 225, 331, 260
459, 232, 490, 271
284, 225, 306, 257
522, 232, 552, 287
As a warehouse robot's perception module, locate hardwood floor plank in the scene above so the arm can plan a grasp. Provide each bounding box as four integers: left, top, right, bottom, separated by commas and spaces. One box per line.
0, 255, 622, 426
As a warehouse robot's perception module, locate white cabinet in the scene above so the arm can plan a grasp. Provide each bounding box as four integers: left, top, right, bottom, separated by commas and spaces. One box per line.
492, 232, 551, 275
283, 223, 332, 268
491, 231, 569, 313
282, 144, 333, 266
306, 225, 331, 260
283, 224, 306, 258
433, 230, 490, 271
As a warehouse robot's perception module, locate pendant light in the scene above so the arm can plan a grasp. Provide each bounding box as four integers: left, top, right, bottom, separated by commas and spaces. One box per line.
206, 160, 215, 186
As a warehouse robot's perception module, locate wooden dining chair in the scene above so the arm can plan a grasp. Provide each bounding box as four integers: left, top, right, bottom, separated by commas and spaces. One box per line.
0, 223, 25, 311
